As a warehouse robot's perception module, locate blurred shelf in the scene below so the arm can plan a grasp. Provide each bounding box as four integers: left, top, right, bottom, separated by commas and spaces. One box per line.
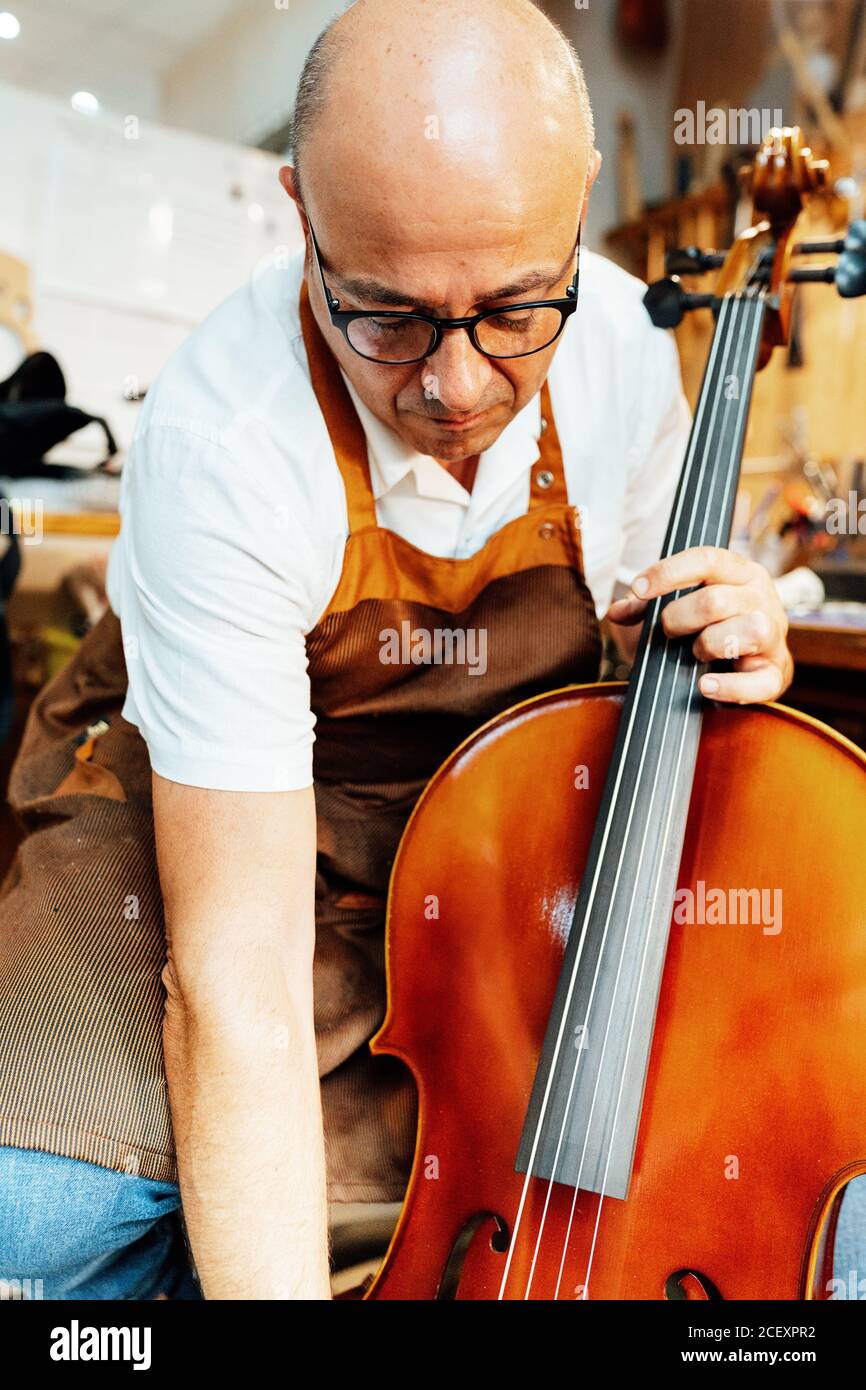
41, 512, 119, 537
788, 618, 866, 673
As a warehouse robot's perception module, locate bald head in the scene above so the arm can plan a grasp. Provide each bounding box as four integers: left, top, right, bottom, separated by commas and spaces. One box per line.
292, 0, 594, 212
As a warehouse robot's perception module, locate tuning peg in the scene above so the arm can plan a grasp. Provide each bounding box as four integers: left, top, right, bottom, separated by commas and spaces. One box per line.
644, 277, 715, 328
835, 219, 866, 298
795, 236, 846, 255
790, 220, 866, 297
789, 266, 838, 285
784, 221, 866, 297
664, 246, 726, 276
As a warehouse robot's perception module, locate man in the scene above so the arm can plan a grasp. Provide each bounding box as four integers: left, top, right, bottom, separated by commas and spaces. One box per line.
0, 0, 791, 1300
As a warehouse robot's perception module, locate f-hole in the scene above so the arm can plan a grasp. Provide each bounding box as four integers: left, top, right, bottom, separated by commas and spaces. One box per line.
436, 1212, 510, 1300
665, 1268, 723, 1300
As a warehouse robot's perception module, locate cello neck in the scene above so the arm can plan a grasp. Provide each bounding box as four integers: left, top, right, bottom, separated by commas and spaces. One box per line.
661, 295, 765, 565
516, 292, 767, 1199
627, 294, 768, 693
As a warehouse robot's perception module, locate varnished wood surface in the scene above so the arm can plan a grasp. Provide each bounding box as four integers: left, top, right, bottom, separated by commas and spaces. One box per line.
789, 620, 866, 673
367, 685, 866, 1299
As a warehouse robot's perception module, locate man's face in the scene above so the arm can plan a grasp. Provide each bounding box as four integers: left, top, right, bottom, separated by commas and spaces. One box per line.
282, 0, 597, 467
294, 185, 589, 465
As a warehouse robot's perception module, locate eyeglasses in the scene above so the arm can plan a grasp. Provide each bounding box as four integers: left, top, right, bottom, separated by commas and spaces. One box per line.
307, 218, 581, 365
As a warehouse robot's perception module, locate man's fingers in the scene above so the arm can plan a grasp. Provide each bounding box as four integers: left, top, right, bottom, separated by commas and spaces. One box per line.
611, 594, 777, 648
700, 659, 785, 705
632, 546, 757, 600
611, 548, 791, 707
660, 585, 753, 638
606, 596, 648, 626
690, 611, 774, 662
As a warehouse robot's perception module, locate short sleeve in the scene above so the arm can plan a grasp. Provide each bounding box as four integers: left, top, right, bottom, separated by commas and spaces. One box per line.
615, 325, 692, 592
108, 422, 327, 792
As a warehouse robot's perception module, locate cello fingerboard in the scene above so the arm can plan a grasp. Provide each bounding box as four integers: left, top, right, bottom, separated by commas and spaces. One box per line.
516, 294, 766, 1199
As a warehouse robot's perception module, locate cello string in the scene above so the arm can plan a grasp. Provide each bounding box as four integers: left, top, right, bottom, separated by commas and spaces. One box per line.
527, 293, 758, 1299
496, 293, 739, 1300
579, 288, 765, 1301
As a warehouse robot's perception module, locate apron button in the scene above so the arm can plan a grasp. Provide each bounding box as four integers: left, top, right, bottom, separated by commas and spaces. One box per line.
538, 522, 556, 540
540, 416, 549, 434
535, 468, 555, 490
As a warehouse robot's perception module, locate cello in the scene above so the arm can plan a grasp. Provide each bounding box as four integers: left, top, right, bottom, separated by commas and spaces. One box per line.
364, 128, 866, 1301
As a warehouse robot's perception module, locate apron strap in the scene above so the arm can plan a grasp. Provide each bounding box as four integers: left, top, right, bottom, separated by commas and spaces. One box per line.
528, 379, 569, 509
300, 279, 378, 532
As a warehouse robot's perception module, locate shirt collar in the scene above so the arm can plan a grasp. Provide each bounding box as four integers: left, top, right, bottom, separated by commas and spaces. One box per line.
339, 367, 544, 510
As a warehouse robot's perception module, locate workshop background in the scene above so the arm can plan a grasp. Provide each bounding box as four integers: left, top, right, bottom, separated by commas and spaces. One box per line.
1, 0, 865, 871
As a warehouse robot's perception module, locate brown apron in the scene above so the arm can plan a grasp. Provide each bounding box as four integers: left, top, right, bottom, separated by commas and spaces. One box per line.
0, 281, 601, 1201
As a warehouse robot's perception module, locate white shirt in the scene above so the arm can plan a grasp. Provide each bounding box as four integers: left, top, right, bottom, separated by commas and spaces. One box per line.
106, 248, 691, 792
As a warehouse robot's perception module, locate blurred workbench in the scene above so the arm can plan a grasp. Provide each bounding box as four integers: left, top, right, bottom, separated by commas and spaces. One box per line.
787, 605, 866, 750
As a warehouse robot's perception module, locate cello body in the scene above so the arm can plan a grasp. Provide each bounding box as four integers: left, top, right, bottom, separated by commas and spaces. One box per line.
366, 685, 866, 1300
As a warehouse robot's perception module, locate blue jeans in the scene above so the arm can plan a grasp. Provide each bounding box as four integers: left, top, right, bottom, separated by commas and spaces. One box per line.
0, 1147, 201, 1300
1, 1144, 865, 1299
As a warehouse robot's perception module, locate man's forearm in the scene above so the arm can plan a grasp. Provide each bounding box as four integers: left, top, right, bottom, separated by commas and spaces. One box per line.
163, 952, 331, 1300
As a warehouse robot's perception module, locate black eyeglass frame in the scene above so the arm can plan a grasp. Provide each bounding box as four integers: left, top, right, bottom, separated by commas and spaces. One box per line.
306, 218, 581, 364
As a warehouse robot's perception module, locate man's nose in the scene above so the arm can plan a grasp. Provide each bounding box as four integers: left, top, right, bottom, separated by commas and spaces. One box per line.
423, 328, 492, 413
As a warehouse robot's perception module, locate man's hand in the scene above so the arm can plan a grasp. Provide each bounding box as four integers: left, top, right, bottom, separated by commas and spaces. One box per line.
607, 546, 793, 704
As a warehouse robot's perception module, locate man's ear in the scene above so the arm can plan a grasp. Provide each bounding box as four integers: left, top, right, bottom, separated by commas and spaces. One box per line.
581, 149, 602, 224
279, 165, 309, 233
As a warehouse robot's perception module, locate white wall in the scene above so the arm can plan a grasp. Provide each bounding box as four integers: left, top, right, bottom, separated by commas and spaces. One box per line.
0, 82, 304, 457
162, 0, 345, 148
